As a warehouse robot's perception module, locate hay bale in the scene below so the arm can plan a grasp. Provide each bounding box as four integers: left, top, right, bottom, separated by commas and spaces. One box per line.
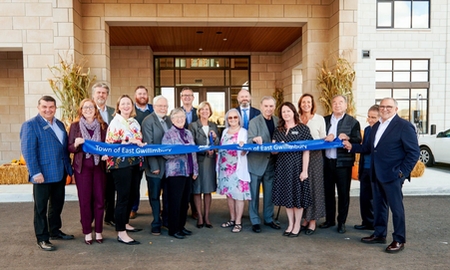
411, 161, 425, 178
0, 165, 29, 185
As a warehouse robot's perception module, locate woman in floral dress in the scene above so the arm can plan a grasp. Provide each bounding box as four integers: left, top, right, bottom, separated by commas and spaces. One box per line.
217, 109, 251, 233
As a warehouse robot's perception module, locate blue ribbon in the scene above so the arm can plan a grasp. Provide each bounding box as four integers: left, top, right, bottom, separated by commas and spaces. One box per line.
82, 139, 343, 157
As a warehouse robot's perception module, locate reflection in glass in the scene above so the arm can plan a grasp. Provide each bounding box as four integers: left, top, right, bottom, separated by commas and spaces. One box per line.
207, 92, 226, 126
393, 60, 410, 70
412, 2, 429, 28
377, 2, 392, 27
411, 88, 427, 99
394, 1, 411, 28
393, 72, 410, 82
161, 87, 175, 114
376, 60, 392, 70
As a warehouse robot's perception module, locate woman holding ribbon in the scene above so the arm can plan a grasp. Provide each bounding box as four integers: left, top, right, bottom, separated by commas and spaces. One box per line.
298, 93, 327, 235
68, 99, 108, 245
105, 95, 146, 245
162, 108, 198, 239
272, 102, 313, 237
217, 108, 251, 233
188, 101, 219, 229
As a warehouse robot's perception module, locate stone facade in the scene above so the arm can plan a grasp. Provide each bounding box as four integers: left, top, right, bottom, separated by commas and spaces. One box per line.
13, 0, 450, 162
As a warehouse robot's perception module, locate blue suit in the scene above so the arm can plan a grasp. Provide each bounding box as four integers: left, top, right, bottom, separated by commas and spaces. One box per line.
20, 114, 73, 242
351, 114, 419, 243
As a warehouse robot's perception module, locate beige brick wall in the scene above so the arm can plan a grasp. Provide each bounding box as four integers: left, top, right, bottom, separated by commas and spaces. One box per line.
0, 51, 25, 162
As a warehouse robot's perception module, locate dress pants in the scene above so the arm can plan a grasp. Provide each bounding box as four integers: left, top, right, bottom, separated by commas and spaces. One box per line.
104, 172, 115, 223
358, 168, 374, 227
249, 167, 275, 225
33, 177, 66, 242
372, 173, 406, 243
323, 158, 352, 224
75, 157, 106, 234
110, 164, 141, 232
166, 175, 192, 235
146, 175, 165, 229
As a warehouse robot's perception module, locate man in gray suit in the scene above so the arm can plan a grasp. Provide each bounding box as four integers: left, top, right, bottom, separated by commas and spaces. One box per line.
247, 96, 281, 233
92, 83, 116, 226
141, 95, 172, 235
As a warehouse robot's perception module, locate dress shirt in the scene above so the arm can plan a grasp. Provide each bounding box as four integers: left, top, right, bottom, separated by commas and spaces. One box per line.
325, 113, 344, 159
97, 106, 109, 123
374, 114, 395, 147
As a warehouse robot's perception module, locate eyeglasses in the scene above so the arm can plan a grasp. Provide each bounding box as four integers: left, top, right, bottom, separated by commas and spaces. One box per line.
228, 116, 239, 120
82, 106, 95, 110
181, 94, 193, 97
379, 105, 394, 110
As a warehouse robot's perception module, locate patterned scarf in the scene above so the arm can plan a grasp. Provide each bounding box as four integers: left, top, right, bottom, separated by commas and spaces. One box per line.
79, 117, 101, 165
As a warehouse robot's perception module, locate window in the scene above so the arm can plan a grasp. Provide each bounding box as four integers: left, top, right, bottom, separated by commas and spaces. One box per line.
377, 0, 430, 29
375, 59, 429, 133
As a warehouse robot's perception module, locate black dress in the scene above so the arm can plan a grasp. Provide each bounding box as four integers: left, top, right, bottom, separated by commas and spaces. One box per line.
272, 124, 313, 209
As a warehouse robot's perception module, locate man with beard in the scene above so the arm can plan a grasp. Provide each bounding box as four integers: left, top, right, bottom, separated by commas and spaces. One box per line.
235, 88, 260, 130
92, 83, 116, 227
130, 86, 154, 219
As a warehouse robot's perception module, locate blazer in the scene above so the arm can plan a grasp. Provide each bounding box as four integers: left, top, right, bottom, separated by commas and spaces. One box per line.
352, 115, 419, 183
162, 126, 199, 178
236, 106, 261, 121
358, 125, 372, 177
141, 112, 173, 178
20, 114, 73, 184
183, 107, 198, 129
67, 121, 107, 174
247, 114, 279, 176
324, 113, 361, 167
188, 120, 220, 160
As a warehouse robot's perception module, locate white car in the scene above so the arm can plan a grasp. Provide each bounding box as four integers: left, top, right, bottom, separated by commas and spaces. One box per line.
418, 128, 450, 166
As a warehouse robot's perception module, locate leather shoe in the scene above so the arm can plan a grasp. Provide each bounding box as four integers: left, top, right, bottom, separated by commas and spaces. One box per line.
105, 220, 116, 227
37, 241, 55, 251
337, 223, 346, 234
305, 228, 316, 235
50, 231, 74, 240
182, 228, 192, 235
354, 224, 374, 230
318, 221, 335, 229
205, 223, 213, 229
151, 227, 161, 236
361, 234, 387, 244
126, 228, 142, 233
171, 232, 185, 239
264, 221, 281, 230
95, 239, 103, 244
117, 237, 140, 245
129, 211, 137, 219
252, 224, 261, 233
385, 241, 404, 253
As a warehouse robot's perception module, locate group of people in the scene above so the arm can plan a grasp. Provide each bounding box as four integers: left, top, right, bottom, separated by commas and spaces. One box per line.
20, 83, 419, 254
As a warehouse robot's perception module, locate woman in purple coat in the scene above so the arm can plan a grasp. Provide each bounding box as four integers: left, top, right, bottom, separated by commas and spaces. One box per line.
68, 99, 108, 245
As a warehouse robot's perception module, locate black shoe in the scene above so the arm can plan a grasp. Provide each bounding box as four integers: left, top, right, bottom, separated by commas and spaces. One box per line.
361, 234, 387, 244
50, 231, 74, 240
126, 228, 142, 233
252, 224, 261, 233
151, 227, 161, 236
305, 228, 316, 235
181, 228, 192, 235
37, 241, 55, 251
117, 237, 140, 245
289, 231, 300, 237
196, 222, 204, 229
354, 224, 375, 230
171, 232, 185, 239
337, 223, 346, 234
318, 221, 336, 229
264, 221, 281, 230
105, 220, 116, 227
205, 223, 213, 229
283, 230, 291, 236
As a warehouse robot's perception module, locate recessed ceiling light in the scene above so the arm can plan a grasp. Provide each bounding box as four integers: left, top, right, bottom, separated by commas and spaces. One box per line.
199, 48, 203, 51
223, 38, 227, 41
196, 31, 203, 34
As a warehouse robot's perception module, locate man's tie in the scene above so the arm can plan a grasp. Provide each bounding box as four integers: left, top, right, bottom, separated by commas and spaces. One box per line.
243, 108, 249, 129
161, 119, 168, 132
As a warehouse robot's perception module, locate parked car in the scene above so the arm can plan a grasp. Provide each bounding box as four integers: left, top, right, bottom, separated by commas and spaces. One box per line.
418, 128, 450, 166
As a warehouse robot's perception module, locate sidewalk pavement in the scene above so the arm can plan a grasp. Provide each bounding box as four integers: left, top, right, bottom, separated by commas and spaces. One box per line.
1, 164, 449, 203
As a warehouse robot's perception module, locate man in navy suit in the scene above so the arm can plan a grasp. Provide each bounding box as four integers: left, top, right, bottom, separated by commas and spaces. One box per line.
20, 96, 74, 251
344, 97, 419, 253
235, 88, 261, 129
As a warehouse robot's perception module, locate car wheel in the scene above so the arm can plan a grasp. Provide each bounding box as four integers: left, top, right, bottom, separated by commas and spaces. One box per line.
419, 146, 434, 167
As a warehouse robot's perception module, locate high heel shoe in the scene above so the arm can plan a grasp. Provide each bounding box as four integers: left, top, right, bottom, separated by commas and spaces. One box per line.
96, 238, 103, 244
196, 222, 204, 228
205, 223, 213, 229
85, 239, 93, 245
283, 230, 291, 236
289, 230, 300, 237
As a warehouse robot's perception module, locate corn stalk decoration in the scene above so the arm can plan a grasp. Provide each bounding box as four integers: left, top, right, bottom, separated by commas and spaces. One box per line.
48, 54, 96, 127
317, 57, 356, 116
272, 87, 284, 117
